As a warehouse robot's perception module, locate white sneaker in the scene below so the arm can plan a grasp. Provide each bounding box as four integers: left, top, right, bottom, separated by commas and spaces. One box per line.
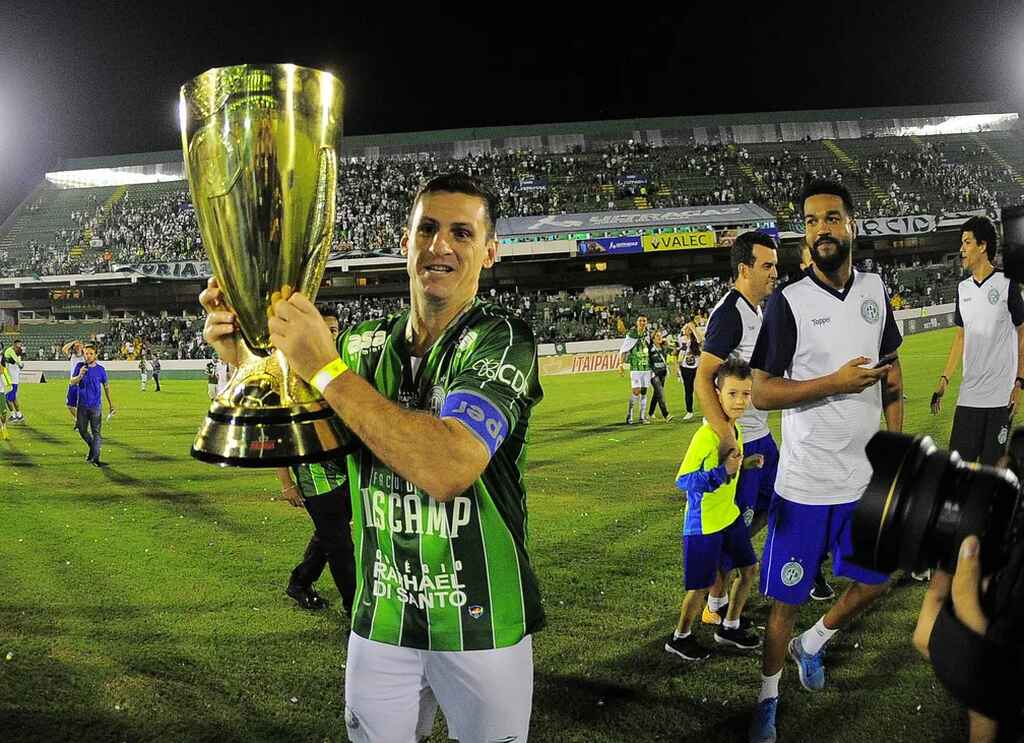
683, 412, 694, 421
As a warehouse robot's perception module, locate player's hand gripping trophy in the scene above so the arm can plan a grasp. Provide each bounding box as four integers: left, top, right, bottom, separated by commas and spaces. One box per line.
181, 64, 352, 466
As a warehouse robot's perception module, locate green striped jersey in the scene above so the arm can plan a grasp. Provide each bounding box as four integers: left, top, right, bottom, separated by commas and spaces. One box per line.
338, 300, 545, 651
624, 329, 651, 371
292, 460, 347, 498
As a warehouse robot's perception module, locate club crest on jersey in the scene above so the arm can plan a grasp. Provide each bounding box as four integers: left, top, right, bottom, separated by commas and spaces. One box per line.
860, 298, 881, 324
988, 289, 1001, 305
469, 605, 485, 619
781, 560, 804, 587
743, 508, 755, 528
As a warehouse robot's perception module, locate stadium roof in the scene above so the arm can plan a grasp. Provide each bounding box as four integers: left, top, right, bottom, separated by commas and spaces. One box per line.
53, 101, 1018, 172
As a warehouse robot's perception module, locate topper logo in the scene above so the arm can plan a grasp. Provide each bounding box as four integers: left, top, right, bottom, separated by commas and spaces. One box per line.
811, 317, 831, 327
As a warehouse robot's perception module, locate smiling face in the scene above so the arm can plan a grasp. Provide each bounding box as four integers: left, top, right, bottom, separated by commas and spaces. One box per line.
717, 374, 753, 421
635, 316, 648, 334
401, 191, 497, 311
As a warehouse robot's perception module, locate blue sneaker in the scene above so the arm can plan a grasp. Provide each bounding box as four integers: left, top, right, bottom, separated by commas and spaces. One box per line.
748, 697, 778, 743
788, 636, 825, 691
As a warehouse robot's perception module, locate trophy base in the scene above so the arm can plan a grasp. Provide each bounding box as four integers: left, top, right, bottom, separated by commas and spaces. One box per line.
191, 401, 356, 467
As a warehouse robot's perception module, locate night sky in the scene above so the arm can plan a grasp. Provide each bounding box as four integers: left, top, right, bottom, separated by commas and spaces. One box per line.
0, 0, 1021, 220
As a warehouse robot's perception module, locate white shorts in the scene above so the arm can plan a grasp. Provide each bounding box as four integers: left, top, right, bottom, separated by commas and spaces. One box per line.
344, 633, 533, 743
630, 371, 652, 389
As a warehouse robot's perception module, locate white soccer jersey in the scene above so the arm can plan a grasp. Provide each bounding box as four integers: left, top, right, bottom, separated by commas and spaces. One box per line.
954, 270, 1024, 408
704, 288, 770, 442
68, 354, 85, 378
751, 269, 902, 505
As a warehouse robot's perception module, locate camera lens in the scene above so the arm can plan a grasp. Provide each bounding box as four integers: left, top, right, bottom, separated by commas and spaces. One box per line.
851, 431, 1022, 575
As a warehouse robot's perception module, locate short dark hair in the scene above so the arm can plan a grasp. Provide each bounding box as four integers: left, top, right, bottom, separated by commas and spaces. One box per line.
409, 173, 499, 239
799, 178, 856, 217
731, 231, 778, 280
715, 356, 752, 388
83, 343, 97, 352
961, 215, 998, 261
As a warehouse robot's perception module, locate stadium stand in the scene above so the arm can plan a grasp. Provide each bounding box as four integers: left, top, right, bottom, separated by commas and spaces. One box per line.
3, 126, 1023, 275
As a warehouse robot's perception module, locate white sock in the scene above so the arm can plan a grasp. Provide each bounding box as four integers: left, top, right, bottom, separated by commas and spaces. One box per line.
640, 394, 648, 417
673, 629, 691, 640
708, 594, 728, 612
723, 618, 740, 630
629, 394, 638, 418
759, 670, 782, 702
799, 617, 838, 655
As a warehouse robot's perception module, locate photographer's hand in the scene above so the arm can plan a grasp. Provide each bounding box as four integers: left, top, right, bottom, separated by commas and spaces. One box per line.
912, 536, 998, 743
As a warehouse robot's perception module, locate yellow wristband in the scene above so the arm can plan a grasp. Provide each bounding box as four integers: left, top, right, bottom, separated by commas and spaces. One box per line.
311, 357, 348, 395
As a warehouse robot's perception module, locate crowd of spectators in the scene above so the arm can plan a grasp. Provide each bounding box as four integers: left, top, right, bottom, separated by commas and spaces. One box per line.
4, 133, 1021, 278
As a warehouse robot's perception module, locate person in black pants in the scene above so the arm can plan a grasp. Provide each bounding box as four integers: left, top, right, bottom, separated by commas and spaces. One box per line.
647, 329, 672, 421
278, 461, 356, 614
275, 311, 355, 615
677, 325, 700, 420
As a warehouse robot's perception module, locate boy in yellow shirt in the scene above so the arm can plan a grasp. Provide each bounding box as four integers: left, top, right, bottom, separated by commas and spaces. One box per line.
666, 357, 763, 660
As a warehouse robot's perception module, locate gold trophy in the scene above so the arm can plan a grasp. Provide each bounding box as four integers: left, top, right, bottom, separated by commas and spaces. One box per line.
180, 64, 352, 466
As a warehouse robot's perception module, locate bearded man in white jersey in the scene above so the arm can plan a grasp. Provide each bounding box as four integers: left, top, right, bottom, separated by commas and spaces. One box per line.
748, 180, 904, 743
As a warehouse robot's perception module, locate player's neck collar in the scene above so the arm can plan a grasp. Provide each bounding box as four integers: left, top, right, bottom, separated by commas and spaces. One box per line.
971, 266, 997, 287
806, 266, 855, 301
731, 287, 758, 314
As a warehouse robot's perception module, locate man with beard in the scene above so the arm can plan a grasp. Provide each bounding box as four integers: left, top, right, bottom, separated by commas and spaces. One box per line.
931, 215, 1024, 466
748, 180, 903, 743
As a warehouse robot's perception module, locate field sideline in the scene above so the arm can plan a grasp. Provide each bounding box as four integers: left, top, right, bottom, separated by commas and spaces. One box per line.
0, 326, 981, 742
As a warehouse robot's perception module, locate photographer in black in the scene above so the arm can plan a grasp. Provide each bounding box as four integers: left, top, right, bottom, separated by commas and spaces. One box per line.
853, 425, 1024, 742
913, 531, 1023, 742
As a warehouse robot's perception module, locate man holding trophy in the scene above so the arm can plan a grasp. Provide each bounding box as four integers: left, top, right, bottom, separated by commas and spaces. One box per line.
187, 64, 544, 743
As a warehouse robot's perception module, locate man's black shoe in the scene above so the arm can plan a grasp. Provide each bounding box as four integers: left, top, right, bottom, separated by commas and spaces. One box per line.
810, 572, 835, 601
287, 583, 329, 611
91, 459, 106, 467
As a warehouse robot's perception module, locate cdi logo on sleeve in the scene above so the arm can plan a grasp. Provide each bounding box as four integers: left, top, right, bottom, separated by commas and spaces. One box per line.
472, 358, 528, 396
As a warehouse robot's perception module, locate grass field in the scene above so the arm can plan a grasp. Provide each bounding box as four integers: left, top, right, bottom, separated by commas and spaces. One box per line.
0, 326, 982, 742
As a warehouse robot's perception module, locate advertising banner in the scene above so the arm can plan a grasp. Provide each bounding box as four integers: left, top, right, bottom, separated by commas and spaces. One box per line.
577, 236, 643, 256
539, 351, 621, 376
116, 260, 213, 280
642, 231, 716, 252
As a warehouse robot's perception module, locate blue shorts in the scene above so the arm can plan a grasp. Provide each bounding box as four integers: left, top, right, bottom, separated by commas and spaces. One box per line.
735, 433, 778, 517
66, 385, 79, 407
760, 495, 890, 604
682, 516, 757, 590
5, 384, 17, 403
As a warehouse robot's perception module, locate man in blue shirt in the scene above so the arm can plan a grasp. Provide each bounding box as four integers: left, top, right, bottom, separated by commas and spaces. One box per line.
70, 344, 116, 466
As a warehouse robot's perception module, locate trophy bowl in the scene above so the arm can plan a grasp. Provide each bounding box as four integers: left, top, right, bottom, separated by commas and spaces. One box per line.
180, 63, 354, 466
